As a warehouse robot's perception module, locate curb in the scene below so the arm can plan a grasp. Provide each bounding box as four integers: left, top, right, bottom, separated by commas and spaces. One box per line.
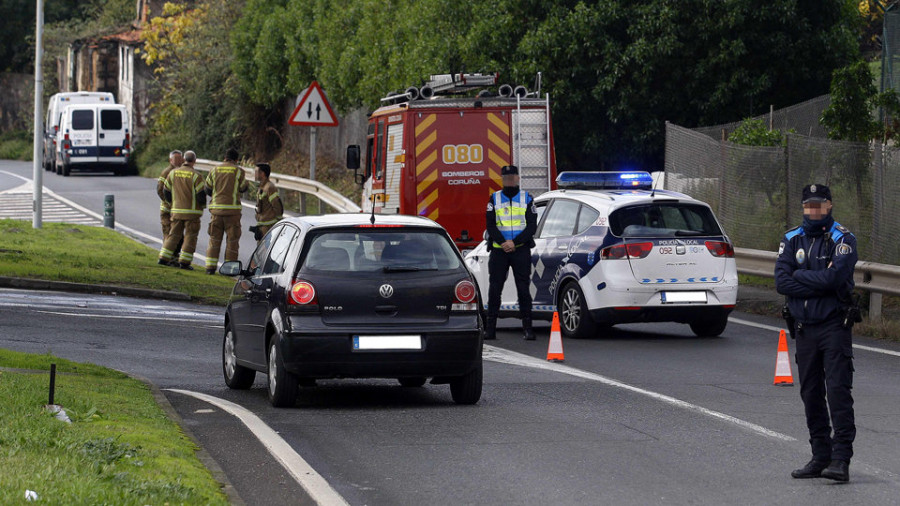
136, 374, 246, 506
0, 276, 192, 301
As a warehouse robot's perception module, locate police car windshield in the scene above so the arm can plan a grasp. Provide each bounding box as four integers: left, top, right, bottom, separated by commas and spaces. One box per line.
302, 229, 461, 272
609, 203, 722, 238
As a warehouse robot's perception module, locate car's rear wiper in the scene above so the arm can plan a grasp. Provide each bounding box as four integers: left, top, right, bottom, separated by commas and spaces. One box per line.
383, 265, 437, 272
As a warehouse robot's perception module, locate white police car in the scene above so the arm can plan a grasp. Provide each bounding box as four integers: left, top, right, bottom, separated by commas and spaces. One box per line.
465, 171, 738, 338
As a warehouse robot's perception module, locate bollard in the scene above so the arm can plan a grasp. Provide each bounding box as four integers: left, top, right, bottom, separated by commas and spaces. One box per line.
49, 363, 56, 405
103, 194, 115, 229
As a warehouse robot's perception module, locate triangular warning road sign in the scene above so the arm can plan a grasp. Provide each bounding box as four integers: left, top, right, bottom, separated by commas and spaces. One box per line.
288, 81, 339, 126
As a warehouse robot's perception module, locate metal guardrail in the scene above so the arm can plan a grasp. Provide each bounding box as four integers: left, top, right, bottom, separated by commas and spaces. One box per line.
736, 247, 900, 321
193, 159, 361, 214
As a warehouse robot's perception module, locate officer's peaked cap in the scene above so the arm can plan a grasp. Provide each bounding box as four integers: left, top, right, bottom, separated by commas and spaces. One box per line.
501, 165, 519, 175
802, 184, 831, 203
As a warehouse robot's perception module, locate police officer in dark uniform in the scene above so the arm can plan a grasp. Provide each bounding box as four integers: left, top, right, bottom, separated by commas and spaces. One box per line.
775, 184, 858, 482
485, 165, 538, 341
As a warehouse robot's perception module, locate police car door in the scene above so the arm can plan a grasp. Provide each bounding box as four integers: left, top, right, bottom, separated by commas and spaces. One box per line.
97, 105, 127, 164
530, 198, 580, 308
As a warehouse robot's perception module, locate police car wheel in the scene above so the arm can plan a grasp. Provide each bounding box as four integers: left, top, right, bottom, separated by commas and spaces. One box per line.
222, 322, 255, 389
267, 337, 299, 407
689, 316, 728, 338
558, 282, 597, 339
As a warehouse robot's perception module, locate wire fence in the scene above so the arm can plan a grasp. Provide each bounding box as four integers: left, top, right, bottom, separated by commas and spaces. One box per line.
665, 121, 900, 265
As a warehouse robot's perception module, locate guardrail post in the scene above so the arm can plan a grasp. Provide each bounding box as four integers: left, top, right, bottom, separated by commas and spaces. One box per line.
869, 292, 883, 322
299, 193, 307, 216
319, 198, 326, 214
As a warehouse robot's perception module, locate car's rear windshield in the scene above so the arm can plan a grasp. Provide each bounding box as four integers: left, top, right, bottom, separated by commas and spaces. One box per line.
609, 203, 723, 237
302, 228, 462, 272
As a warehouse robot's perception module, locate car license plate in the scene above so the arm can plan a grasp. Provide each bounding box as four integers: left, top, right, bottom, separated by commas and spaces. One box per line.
661, 291, 707, 304
353, 335, 422, 350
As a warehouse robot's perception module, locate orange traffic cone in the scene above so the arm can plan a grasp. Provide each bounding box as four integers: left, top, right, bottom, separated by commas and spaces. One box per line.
774, 329, 794, 386
547, 312, 565, 362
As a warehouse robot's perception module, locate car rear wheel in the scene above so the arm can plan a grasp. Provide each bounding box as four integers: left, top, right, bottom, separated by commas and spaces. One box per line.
62, 163, 70, 177
398, 377, 427, 387
267, 338, 299, 407
690, 316, 729, 337
558, 282, 597, 339
450, 359, 482, 405
222, 323, 255, 389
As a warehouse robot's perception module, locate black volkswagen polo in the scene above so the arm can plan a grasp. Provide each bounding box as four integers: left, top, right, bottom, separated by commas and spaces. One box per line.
219, 214, 483, 407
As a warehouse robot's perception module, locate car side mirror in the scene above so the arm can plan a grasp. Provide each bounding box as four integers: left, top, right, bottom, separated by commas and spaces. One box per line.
346, 145, 360, 170
219, 261, 243, 277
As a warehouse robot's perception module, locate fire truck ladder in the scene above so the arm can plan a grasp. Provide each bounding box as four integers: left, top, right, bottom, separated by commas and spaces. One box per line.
513, 93, 552, 196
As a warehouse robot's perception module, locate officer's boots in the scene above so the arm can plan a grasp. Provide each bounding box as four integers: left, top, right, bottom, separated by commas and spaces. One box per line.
523, 318, 536, 341
484, 317, 497, 340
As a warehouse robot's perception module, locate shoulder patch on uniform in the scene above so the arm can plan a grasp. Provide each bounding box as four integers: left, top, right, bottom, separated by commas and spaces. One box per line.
836, 243, 853, 256
784, 226, 804, 240
486, 202, 494, 212
778, 242, 785, 256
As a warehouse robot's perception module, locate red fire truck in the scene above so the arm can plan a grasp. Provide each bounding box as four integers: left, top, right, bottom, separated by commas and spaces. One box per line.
347, 72, 557, 251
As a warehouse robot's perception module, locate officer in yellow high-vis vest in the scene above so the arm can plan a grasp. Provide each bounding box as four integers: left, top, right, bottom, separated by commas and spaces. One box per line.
158, 151, 206, 269
485, 165, 538, 341
156, 149, 183, 266
253, 163, 283, 242
204, 148, 249, 274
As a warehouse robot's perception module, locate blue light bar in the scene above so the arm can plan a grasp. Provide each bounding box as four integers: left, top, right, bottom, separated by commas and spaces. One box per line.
556, 171, 653, 190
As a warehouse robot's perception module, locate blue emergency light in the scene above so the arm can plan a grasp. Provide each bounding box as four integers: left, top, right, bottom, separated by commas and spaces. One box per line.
556, 171, 653, 190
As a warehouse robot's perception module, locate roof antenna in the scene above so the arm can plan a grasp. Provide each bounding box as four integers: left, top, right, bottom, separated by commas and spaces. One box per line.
650, 171, 661, 197
369, 194, 377, 225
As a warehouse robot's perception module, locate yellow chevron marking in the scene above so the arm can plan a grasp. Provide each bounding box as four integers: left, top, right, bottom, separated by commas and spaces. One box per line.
488, 129, 510, 155
416, 150, 437, 176
487, 113, 509, 135
415, 114, 436, 137
418, 188, 438, 213
416, 130, 437, 157
427, 208, 439, 221
488, 149, 508, 170
416, 167, 438, 195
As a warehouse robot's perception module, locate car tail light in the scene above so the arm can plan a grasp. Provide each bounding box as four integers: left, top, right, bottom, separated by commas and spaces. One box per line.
601, 241, 653, 260
705, 241, 734, 258
452, 279, 478, 311
288, 279, 316, 305
63, 133, 70, 150
124, 132, 130, 150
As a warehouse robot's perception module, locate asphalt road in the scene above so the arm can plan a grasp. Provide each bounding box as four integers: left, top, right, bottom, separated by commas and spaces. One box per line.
3, 160, 900, 504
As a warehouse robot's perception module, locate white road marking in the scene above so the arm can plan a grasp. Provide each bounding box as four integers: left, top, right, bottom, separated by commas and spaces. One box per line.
729, 316, 900, 358
32, 309, 221, 323
166, 389, 350, 506
483, 345, 796, 442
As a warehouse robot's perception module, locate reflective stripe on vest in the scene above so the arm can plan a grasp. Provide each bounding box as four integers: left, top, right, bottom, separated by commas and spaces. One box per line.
492, 190, 529, 248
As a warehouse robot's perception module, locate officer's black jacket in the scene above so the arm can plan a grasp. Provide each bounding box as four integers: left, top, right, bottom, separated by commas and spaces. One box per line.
485, 188, 537, 249
775, 219, 857, 324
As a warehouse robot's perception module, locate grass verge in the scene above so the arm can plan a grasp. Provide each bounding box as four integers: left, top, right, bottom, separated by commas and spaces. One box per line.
0, 130, 33, 161
0, 349, 227, 505
0, 219, 235, 306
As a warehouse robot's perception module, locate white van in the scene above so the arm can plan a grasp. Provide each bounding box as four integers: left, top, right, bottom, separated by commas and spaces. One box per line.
55, 103, 131, 176
43, 92, 114, 172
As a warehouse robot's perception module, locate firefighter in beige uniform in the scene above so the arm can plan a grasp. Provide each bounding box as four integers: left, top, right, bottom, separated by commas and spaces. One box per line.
156, 149, 183, 265
204, 148, 249, 274
158, 151, 206, 269
253, 163, 283, 241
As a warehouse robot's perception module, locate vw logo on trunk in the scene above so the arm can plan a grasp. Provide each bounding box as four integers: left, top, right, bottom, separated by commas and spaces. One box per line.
379, 284, 394, 298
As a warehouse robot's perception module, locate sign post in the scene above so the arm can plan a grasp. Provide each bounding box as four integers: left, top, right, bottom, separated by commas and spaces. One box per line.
288, 81, 338, 182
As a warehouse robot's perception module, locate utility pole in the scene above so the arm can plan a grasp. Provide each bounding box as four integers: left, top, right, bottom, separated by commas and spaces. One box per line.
32, 0, 44, 228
